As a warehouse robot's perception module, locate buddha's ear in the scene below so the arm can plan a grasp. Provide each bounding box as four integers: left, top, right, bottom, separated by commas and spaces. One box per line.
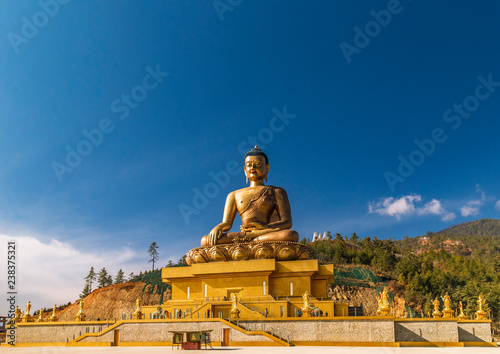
243, 167, 248, 184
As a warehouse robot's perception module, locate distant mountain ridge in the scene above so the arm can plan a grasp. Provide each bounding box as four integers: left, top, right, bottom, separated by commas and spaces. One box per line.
396, 218, 500, 258
433, 218, 500, 238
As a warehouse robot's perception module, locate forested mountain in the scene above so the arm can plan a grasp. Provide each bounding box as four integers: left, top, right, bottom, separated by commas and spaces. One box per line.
308, 219, 500, 322
436, 218, 500, 237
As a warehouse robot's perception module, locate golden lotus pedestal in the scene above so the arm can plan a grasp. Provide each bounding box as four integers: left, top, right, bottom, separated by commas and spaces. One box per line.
476, 310, 487, 320
150, 257, 335, 320
20, 315, 33, 323
186, 241, 311, 264
377, 308, 391, 317
432, 311, 443, 319
442, 309, 454, 318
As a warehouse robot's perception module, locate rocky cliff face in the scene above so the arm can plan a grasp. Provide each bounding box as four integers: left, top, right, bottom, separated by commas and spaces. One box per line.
328, 281, 409, 317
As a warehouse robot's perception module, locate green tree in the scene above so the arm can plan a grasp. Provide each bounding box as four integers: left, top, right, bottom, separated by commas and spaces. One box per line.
115, 269, 125, 284
97, 267, 109, 288
177, 255, 187, 266
349, 232, 359, 244
85, 266, 97, 292
148, 242, 160, 270
106, 274, 113, 286
80, 283, 91, 298
128, 272, 136, 281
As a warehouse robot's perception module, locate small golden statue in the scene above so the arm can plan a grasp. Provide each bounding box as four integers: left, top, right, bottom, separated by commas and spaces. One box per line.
133, 297, 143, 320
458, 301, 467, 320
476, 293, 487, 320
432, 297, 442, 318
187, 147, 310, 263
14, 306, 22, 322
7, 306, 22, 325
230, 293, 240, 320
21, 301, 33, 323
442, 292, 453, 318
36, 308, 44, 322
75, 299, 86, 322
49, 304, 58, 322
301, 291, 313, 317
376, 288, 391, 316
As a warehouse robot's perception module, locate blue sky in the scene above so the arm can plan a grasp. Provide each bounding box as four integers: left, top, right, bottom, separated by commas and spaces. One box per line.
1, 0, 500, 311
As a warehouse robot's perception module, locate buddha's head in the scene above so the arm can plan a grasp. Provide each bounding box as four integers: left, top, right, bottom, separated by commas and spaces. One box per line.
244, 146, 270, 183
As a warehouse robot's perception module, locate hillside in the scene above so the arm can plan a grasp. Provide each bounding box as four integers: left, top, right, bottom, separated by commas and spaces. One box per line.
435, 218, 500, 237
308, 219, 500, 334
40, 281, 171, 321
397, 218, 500, 259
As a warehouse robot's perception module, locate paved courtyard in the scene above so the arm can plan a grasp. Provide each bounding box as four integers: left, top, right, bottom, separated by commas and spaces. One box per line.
3, 346, 499, 354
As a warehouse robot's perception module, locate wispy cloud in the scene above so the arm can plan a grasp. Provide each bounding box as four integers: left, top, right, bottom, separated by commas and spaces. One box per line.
418, 199, 456, 221
368, 194, 455, 221
496, 200, 500, 211
460, 184, 492, 217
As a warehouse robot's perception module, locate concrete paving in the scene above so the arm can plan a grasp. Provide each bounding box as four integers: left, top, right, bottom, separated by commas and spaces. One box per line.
3, 346, 499, 354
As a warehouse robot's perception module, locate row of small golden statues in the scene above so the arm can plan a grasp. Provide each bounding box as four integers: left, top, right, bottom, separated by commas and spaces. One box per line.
9, 301, 59, 323
376, 289, 489, 320
9, 298, 144, 323
431, 292, 488, 320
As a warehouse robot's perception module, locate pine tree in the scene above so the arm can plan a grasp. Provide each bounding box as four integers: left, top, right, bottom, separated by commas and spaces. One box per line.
148, 242, 160, 271
177, 255, 187, 266
85, 266, 97, 292
80, 283, 91, 298
115, 269, 125, 284
106, 274, 113, 286
350, 232, 359, 244
128, 272, 136, 281
97, 267, 109, 288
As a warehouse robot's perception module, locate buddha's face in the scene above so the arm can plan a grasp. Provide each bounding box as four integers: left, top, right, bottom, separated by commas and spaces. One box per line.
244, 155, 269, 182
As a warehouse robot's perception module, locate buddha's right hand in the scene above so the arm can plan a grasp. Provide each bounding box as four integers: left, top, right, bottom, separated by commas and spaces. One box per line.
208, 226, 223, 246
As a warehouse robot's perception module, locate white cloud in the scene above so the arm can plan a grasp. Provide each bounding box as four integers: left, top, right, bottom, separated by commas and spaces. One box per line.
496, 200, 500, 211
460, 200, 481, 217
369, 195, 455, 221
460, 184, 490, 217
0, 234, 144, 316
368, 195, 421, 221
418, 199, 456, 221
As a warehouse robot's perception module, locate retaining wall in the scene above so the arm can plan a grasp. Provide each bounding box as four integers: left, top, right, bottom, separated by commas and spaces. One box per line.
11, 317, 493, 347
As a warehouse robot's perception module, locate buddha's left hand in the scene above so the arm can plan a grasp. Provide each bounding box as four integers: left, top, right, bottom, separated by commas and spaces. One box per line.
240, 220, 268, 231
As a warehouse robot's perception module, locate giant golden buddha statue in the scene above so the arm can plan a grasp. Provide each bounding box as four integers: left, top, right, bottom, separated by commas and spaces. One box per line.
201, 146, 299, 246
186, 146, 309, 264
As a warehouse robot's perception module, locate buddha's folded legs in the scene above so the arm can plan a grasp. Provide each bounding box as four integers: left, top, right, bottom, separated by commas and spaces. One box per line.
254, 230, 299, 243
200, 230, 299, 247
201, 232, 244, 246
